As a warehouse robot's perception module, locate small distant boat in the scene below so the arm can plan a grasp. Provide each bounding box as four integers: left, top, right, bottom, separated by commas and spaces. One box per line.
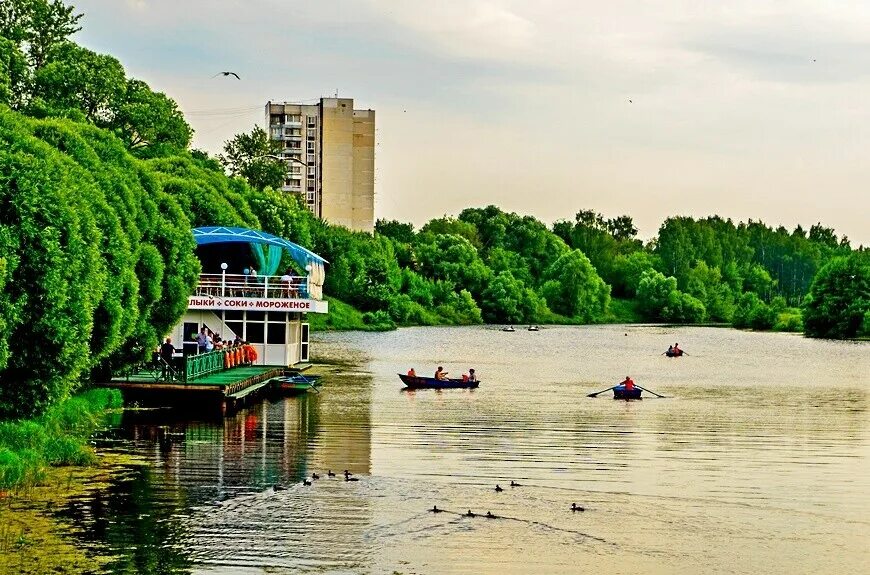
398, 374, 480, 389
527, 325, 539, 331
502, 326, 515, 332
664, 350, 684, 357
613, 384, 642, 400
273, 374, 322, 393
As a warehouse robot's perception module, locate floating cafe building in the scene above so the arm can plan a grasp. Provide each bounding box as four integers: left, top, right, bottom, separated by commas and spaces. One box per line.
104, 226, 330, 411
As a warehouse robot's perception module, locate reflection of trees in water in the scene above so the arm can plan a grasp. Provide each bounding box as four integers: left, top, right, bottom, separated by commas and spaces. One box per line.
57, 466, 192, 575
57, 370, 376, 573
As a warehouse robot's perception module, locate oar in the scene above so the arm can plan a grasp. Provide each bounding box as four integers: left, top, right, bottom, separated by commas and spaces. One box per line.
587, 385, 618, 397
636, 385, 666, 398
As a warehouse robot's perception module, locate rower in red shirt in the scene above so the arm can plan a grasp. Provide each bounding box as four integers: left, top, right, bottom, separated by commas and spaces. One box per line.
622, 376, 635, 390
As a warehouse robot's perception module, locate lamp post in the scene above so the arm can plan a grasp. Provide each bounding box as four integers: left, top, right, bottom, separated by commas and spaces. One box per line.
220, 262, 228, 297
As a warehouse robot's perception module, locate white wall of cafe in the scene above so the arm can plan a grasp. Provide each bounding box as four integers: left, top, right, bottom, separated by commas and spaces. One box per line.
169, 309, 311, 366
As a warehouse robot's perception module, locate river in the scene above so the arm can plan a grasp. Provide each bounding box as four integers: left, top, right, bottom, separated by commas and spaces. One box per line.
52, 325, 870, 574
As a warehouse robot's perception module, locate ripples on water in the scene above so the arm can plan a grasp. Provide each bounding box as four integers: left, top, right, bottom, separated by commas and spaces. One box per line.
57, 326, 869, 574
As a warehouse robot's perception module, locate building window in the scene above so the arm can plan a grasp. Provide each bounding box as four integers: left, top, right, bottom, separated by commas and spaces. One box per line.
307, 128, 316, 139
307, 116, 316, 127
270, 127, 281, 138
270, 114, 283, 125
306, 141, 315, 152
285, 127, 301, 136
287, 114, 301, 123
289, 179, 301, 189
289, 166, 302, 175
307, 192, 316, 203
307, 153, 315, 163
307, 165, 316, 176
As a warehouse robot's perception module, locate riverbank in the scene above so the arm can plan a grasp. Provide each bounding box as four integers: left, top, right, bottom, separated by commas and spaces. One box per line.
0, 452, 139, 575
0, 389, 122, 492
309, 296, 805, 334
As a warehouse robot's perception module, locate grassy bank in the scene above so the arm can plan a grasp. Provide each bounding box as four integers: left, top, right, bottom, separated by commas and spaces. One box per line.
0, 389, 122, 492
308, 297, 397, 331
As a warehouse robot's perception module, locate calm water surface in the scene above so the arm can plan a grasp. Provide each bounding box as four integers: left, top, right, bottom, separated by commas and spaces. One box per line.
60, 326, 870, 574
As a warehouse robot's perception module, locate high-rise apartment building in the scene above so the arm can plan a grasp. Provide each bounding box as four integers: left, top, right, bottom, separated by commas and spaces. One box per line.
266, 98, 375, 233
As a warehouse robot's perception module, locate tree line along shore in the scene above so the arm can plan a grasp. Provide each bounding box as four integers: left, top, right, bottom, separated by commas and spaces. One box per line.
0, 0, 868, 444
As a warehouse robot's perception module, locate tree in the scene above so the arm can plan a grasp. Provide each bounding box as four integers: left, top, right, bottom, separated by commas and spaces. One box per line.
636, 270, 678, 320
219, 125, 285, 190
0, 0, 82, 69
31, 41, 125, 122
802, 252, 870, 339
0, 36, 27, 106
375, 219, 415, 244
540, 249, 610, 320
109, 79, 192, 155
480, 271, 543, 324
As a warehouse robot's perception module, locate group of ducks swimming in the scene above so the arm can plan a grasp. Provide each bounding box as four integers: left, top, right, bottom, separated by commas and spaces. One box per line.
299, 469, 358, 486
429, 480, 585, 518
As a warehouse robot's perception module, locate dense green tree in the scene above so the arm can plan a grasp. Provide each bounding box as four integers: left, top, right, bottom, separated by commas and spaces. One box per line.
414, 233, 491, 297
733, 292, 775, 330
0, 0, 82, 70
30, 42, 125, 122
109, 79, 192, 155
685, 262, 735, 322
0, 36, 27, 106
480, 271, 543, 323
540, 250, 610, 320
420, 216, 480, 248
636, 270, 678, 320
802, 252, 870, 339
218, 125, 285, 191
375, 219, 415, 244
610, 251, 657, 297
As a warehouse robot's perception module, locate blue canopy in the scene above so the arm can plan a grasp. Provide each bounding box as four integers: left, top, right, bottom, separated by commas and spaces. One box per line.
192, 226, 328, 265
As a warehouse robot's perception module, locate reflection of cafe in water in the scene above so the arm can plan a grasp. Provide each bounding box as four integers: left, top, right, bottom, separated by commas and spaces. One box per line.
170, 226, 329, 366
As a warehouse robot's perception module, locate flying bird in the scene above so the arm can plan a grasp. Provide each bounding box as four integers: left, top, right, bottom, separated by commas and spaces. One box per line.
214, 71, 241, 79
628, 99, 633, 103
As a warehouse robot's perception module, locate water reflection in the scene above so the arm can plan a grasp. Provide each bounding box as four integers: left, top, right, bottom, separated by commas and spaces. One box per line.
49, 326, 870, 574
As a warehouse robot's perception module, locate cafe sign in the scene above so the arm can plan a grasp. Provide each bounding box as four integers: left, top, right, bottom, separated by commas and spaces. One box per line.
188, 296, 329, 314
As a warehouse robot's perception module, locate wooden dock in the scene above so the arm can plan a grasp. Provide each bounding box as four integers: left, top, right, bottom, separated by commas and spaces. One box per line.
99, 365, 313, 413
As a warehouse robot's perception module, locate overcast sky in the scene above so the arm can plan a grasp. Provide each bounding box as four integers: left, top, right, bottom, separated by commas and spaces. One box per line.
74, 0, 869, 244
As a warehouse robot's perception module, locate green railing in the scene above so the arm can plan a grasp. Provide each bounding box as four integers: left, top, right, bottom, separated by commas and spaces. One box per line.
185, 350, 226, 381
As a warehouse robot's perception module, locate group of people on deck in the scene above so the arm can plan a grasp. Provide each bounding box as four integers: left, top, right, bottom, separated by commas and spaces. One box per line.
406, 366, 477, 382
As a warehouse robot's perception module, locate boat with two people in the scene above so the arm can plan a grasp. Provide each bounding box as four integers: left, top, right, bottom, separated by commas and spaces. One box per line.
663, 343, 686, 357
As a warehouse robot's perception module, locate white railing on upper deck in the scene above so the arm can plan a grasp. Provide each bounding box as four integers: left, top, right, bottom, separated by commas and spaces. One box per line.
194, 274, 318, 300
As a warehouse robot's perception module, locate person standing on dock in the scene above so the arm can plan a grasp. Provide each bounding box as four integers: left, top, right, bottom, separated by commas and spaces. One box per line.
197, 327, 208, 354
160, 337, 175, 378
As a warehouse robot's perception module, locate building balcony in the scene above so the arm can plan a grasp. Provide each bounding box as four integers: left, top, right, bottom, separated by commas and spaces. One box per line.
188, 274, 327, 313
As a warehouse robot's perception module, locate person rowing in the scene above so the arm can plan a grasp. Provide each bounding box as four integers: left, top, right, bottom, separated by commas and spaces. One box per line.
621, 376, 635, 391
434, 366, 449, 381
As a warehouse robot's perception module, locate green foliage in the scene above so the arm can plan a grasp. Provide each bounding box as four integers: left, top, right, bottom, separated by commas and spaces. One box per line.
375, 219, 415, 244
733, 292, 776, 330
218, 125, 285, 191
0, 0, 82, 70
0, 388, 119, 489
636, 269, 707, 323
480, 271, 542, 323
109, 79, 192, 155
802, 251, 870, 339
0, 35, 27, 106
361, 310, 396, 330
541, 250, 610, 321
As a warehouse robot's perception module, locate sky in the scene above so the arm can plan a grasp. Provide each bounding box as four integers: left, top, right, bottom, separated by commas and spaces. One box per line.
74, 0, 869, 245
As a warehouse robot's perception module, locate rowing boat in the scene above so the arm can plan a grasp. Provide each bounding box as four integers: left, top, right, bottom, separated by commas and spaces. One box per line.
273, 374, 321, 393
398, 374, 480, 389
613, 384, 642, 400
